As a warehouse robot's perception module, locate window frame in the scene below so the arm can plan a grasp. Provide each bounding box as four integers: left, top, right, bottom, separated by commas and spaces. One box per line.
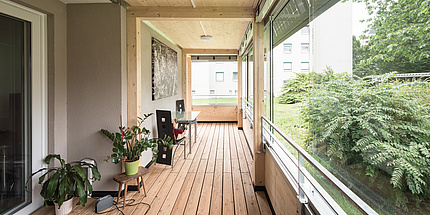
283, 62, 292, 72
283, 43, 292, 54
215, 71, 224, 82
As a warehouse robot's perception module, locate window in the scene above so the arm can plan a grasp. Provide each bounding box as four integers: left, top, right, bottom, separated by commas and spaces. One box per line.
301, 43, 309, 53
301, 62, 309, 71
283, 62, 292, 71
233, 71, 238, 81
283, 43, 292, 53
216, 72, 224, 82
192, 61, 238, 106
301, 25, 310, 35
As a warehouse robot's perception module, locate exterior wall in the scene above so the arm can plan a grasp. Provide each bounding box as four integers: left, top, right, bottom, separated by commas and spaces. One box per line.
140, 22, 183, 166
12, 0, 68, 160
272, 1, 352, 96
311, 1, 353, 75
66, 3, 126, 191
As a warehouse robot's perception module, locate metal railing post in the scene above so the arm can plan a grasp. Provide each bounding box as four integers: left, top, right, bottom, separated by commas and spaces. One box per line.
298, 152, 307, 215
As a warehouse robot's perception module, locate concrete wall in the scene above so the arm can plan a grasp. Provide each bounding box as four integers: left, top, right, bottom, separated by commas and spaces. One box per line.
140, 22, 183, 166
67, 3, 126, 191
13, 0, 68, 160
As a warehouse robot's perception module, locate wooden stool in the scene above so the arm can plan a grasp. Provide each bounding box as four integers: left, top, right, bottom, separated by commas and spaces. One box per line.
113, 166, 149, 208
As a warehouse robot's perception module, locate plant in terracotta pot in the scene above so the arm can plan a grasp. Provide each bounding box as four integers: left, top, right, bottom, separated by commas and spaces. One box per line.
101, 113, 172, 175
26, 154, 101, 215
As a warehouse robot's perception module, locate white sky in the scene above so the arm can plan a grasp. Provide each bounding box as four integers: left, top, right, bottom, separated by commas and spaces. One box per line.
352, 2, 371, 36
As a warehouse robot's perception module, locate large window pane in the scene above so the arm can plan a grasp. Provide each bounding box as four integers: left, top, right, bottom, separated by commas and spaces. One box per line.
191, 60, 238, 105
247, 50, 253, 105
268, 0, 430, 214
0, 12, 31, 214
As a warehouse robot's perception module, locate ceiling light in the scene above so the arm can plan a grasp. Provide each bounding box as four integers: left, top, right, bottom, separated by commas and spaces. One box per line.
200, 35, 213, 41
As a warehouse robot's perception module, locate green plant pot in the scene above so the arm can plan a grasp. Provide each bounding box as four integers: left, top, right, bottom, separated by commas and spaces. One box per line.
124, 159, 139, 175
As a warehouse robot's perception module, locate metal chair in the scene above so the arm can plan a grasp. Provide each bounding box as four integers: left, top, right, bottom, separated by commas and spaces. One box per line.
156, 110, 186, 168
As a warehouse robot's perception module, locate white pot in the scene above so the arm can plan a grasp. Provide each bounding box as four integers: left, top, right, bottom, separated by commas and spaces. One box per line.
54, 197, 73, 215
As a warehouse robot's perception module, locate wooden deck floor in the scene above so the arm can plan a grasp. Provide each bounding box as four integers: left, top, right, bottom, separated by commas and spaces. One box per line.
33, 123, 272, 215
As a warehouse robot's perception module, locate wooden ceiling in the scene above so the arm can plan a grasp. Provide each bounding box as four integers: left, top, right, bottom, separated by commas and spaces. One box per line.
125, 0, 257, 7
125, 0, 257, 50
147, 20, 249, 49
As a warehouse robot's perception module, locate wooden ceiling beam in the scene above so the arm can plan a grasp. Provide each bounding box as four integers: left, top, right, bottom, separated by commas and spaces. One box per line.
183, 49, 238, 55
128, 6, 255, 21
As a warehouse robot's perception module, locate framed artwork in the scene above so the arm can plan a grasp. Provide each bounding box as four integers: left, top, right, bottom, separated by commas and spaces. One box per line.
151, 37, 178, 100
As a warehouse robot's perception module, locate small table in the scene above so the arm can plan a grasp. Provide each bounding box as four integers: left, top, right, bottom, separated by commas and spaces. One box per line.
113, 166, 148, 208
173, 111, 200, 154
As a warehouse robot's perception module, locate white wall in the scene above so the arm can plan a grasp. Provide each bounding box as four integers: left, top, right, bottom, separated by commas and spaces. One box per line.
311, 1, 353, 75
272, 1, 353, 97
140, 22, 183, 166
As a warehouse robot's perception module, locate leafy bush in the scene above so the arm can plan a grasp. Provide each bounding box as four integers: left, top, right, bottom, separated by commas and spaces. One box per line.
278, 68, 334, 104
302, 72, 430, 210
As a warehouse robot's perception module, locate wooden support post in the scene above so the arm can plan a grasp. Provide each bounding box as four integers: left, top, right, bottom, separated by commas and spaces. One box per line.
252, 21, 265, 186
237, 55, 243, 128
127, 14, 141, 127
186, 55, 192, 111
182, 52, 187, 107
182, 53, 192, 111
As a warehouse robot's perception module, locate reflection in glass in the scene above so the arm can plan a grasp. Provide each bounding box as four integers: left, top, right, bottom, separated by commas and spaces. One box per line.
0, 13, 32, 213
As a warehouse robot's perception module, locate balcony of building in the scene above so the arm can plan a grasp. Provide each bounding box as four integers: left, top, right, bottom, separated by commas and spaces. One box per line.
2, 0, 426, 214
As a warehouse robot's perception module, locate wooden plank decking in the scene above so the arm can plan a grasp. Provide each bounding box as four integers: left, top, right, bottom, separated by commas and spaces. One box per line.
32, 123, 272, 215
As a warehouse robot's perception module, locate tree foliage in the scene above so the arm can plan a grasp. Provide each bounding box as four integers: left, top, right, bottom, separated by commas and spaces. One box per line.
353, 0, 430, 75
303, 72, 430, 210
278, 68, 335, 104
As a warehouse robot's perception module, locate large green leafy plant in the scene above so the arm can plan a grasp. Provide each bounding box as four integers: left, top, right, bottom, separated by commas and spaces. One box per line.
101, 113, 172, 164
26, 154, 101, 208
303, 72, 430, 210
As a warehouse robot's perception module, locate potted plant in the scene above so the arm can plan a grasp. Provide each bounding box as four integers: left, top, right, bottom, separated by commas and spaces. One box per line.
26, 154, 101, 215
101, 113, 172, 175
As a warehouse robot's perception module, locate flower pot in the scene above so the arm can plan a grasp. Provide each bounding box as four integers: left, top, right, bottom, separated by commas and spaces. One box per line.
124, 159, 139, 175
54, 197, 73, 215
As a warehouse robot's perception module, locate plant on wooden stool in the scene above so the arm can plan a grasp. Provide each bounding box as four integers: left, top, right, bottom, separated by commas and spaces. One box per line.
26, 154, 101, 212
101, 113, 172, 165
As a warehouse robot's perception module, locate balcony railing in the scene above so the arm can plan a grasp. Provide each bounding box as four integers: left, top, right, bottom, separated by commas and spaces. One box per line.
242, 99, 253, 126
262, 116, 378, 215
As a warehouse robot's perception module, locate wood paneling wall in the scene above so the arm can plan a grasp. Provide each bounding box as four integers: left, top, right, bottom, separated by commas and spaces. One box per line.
192, 106, 237, 122
266, 150, 299, 215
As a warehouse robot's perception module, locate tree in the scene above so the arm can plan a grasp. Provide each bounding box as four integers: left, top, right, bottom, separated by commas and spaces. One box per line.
354, 0, 430, 75
352, 35, 377, 77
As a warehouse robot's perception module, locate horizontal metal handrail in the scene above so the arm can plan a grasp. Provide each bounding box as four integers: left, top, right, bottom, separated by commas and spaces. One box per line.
242, 99, 254, 125
262, 123, 344, 214
243, 99, 253, 108
262, 116, 378, 215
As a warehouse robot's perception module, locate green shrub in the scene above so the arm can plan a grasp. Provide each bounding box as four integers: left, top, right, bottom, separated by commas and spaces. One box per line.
278, 69, 335, 104
302, 72, 430, 210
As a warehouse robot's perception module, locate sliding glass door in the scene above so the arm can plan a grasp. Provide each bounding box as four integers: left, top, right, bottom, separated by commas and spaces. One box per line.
0, 12, 32, 214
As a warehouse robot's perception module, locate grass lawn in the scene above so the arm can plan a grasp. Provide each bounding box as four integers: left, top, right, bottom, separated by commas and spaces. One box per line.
192, 98, 238, 105
273, 100, 306, 147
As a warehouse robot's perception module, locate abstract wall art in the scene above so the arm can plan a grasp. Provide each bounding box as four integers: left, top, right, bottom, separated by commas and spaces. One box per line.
151, 37, 178, 100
